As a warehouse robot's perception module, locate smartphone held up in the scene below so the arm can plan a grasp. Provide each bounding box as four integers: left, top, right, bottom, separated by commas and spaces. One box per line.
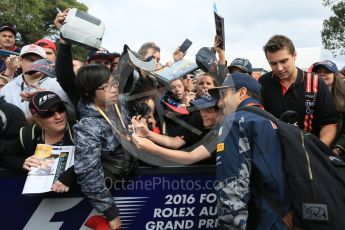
179, 39, 192, 53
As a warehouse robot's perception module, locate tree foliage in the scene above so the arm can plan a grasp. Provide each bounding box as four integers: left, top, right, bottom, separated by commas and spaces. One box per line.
0, 0, 88, 59
321, 0, 345, 56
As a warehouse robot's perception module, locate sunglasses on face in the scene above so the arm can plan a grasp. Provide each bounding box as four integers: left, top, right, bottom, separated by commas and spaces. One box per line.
41, 104, 66, 118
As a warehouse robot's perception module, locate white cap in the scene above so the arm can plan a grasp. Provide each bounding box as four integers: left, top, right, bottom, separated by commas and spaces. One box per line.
20, 44, 47, 58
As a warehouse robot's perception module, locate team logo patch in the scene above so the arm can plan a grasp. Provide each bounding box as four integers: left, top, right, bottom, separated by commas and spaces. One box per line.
217, 143, 224, 152
302, 203, 329, 222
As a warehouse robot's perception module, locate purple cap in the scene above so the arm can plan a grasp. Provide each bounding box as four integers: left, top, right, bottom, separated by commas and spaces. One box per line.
25, 59, 55, 78
228, 58, 253, 74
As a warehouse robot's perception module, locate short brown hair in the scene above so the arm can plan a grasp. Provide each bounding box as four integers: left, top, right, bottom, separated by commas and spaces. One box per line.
196, 73, 219, 87
263, 35, 295, 56
138, 42, 160, 58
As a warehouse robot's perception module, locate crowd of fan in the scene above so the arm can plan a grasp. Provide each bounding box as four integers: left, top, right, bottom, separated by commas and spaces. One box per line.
0, 8, 345, 230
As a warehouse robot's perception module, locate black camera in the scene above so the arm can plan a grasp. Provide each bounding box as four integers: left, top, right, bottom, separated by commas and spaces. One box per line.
133, 101, 151, 119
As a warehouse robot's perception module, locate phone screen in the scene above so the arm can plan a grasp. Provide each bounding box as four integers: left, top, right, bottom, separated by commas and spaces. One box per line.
179, 39, 192, 53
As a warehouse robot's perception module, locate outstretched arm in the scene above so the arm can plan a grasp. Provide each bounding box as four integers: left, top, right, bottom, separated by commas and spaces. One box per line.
131, 116, 186, 149
132, 134, 210, 165
54, 9, 79, 106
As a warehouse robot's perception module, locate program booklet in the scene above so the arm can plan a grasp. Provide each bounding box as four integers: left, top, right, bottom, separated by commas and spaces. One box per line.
0, 49, 20, 57
152, 59, 198, 85
22, 144, 75, 194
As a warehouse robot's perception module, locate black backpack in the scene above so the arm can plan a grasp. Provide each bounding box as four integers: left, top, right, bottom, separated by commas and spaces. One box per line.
101, 146, 138, 180
240, 106, 345, 230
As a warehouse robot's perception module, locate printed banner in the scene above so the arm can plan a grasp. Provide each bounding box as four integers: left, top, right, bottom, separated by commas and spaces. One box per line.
0, 166, 216, 229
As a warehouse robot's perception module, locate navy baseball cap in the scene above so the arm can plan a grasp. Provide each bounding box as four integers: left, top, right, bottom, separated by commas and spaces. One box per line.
195, 47, 218, 73
0, 23, 16, 36
312, 60, 339, 74
25, 59, 56, 78
87, 48, 112, 62
227, 58, 253, 74
190, 94, 218, 110
215, 72, 261, 94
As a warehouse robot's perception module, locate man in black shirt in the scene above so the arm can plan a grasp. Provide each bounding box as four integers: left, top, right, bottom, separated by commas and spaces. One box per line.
259, 35, 338, 146
0, 96, 27, 166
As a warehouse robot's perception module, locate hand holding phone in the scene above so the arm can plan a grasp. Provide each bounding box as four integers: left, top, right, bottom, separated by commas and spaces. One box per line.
179, 39, 192, 53
12, 56, 21, 67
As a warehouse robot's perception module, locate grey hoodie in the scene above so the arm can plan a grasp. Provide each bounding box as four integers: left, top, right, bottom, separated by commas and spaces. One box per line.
73, 100, 121, 221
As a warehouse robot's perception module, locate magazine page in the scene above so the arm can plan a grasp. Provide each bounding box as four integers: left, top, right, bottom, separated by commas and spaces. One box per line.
22, 144, 75, 194
153, 59, 198, 85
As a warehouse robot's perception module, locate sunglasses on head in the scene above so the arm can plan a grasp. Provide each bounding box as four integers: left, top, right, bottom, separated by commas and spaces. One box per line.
41, 104, 66, 118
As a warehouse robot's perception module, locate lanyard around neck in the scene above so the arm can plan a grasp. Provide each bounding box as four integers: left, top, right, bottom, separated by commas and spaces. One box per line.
95, 104, 127, 135
95, 105, 116, 129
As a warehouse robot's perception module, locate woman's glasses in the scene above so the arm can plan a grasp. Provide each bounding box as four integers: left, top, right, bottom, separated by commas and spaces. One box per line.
97, 80, 119, 92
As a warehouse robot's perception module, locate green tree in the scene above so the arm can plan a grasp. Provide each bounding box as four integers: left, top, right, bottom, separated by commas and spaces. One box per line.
0, 0, 88, 59
321, 0, 345, 56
